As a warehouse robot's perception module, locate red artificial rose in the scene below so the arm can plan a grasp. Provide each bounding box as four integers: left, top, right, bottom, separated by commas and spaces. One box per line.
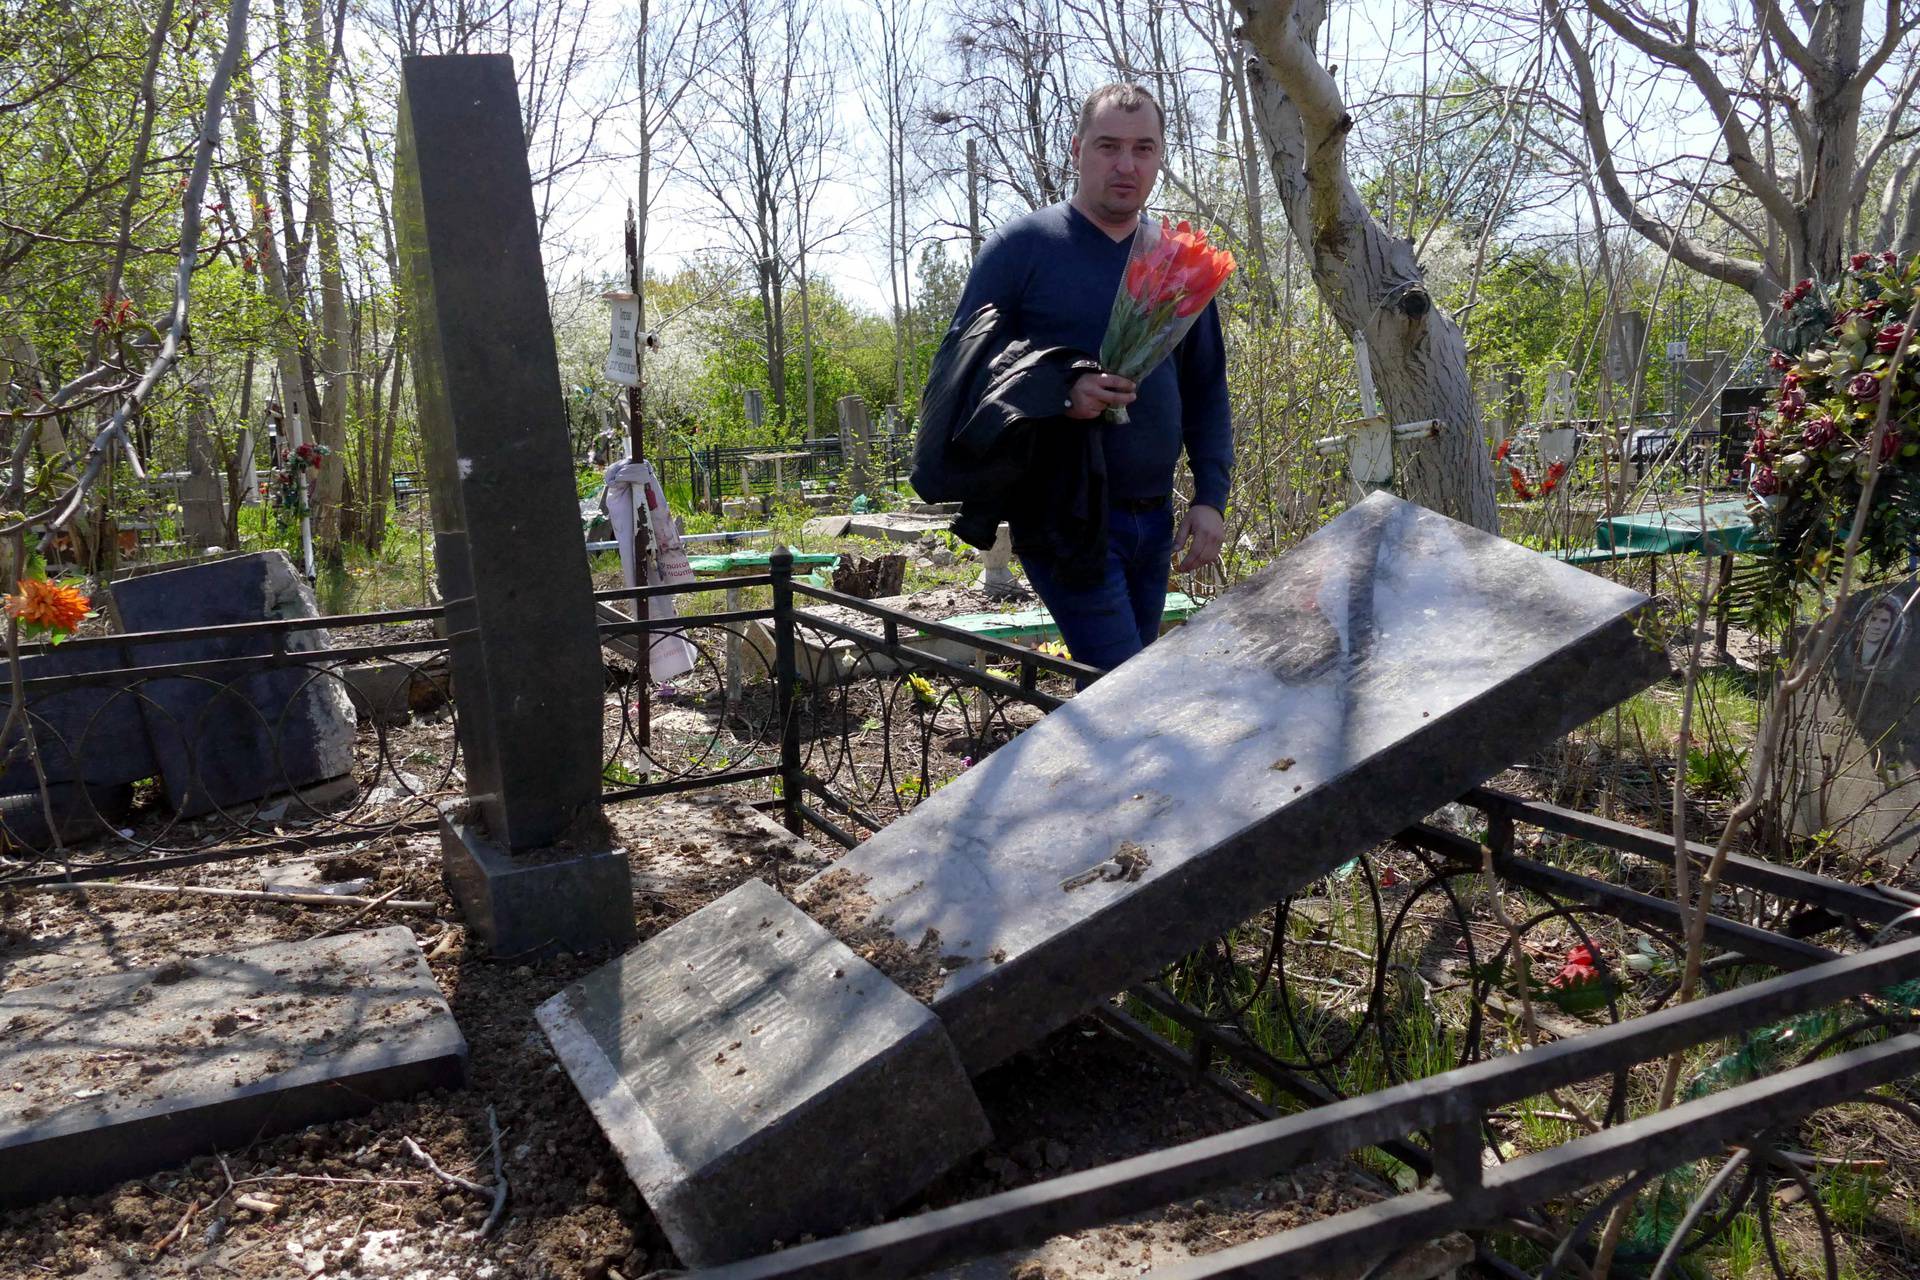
1492, 439, 1513, 462
1883, 429, 1905, 463
1852, 252, 1875, 271
1877, 323, 1908, 353
1848, 371, 1882, 401
1778, 388, 1807, 420
1768, 350, 1792, 372
1549, 943, 1601, 989
1751, 466, 1781, 496
1801, 415, 1839, 449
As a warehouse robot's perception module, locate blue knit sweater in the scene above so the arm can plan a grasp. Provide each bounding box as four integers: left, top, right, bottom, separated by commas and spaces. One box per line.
950, 201, 1234, 512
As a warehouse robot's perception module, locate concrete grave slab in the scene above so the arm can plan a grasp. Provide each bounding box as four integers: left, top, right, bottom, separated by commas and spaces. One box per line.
537, 878, 990, 1267
107, 550, 356, 819
802, 514, 852, 540
338, 660, 419, 726
0, 926, 466, 1206
846, 513, 951, 544
796, 491, 1669, 1072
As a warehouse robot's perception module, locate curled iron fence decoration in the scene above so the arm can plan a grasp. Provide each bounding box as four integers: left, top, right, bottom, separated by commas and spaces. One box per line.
0, 607, 459, 885
8, 552, 1920, 1279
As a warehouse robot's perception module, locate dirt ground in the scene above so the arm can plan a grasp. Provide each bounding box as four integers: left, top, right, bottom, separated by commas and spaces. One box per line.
0, 794, 1462, 1280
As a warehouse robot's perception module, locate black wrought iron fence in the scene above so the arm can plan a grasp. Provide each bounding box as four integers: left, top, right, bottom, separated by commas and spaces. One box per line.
9, 554, 1920, 1279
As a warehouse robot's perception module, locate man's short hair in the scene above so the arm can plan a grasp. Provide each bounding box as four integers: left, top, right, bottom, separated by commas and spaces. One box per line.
1076, 83, 1165, 140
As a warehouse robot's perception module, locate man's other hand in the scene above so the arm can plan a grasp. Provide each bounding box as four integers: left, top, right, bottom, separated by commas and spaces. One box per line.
1066, 371, 1137, 419
1175, 504, 1225, 573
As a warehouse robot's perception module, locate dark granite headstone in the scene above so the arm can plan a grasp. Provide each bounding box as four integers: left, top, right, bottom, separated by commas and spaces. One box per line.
107, 550, 355, 819
1788, 576, 1920, 862
0, 639, 150, 842
395, 54, 604, 854
797, 491, 1669, 1072
536, 879, 990, 1267
0, 926, 466, 1206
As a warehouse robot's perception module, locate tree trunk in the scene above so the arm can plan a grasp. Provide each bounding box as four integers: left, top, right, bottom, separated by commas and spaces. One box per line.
229, 22, 315, 500
304, 0, 349, 559
1236, 0, 1499, 533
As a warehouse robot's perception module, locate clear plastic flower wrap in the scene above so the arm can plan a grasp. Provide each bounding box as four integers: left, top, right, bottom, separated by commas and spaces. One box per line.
1096, 217, 1235, 423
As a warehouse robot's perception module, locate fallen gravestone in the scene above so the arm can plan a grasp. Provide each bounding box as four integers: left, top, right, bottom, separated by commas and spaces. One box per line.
538, 878, 989, 1266
107, 550, 356, 819
1788, 575, 1920, 864
546, 492, 1666, 1265
0, 926, 466, 1205
794, 490, 1669, 1071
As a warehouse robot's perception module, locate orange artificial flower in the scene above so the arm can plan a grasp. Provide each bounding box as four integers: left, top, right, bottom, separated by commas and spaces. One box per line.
6, 577, 91, 633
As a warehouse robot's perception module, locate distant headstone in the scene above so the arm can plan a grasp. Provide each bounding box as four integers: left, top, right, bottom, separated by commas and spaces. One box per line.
839, 395, 872, 497
396, 53, 632, 956
1606, 310, 1648, 392
1542, 366, 1575, 423
108, 550, 356, 819
796, 491, 1667, 1072
537, 879, 989, 1267
0, 927, 466, 1206
1789, 577, 1920, 864
180, 379, 227, 549
1678, 354, 1730, 433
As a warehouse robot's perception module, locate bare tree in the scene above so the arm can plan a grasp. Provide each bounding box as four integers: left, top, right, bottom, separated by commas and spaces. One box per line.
937, 0, 1081, 219
674, 0, 836, 430
629, 0, 717, 438
1548, 0, 1920, 312
1234, 0, 1501, 531
862, 0, 933, 410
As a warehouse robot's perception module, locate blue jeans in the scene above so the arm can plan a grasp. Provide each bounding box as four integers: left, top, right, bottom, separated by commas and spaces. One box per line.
1020, 502, 1175, 673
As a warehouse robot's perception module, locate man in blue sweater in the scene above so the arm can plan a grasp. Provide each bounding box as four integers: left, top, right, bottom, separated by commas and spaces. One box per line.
950, 83, 1232, 671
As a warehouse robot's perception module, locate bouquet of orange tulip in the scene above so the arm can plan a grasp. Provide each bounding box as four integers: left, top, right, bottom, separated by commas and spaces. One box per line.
1097, 217, 1235, 423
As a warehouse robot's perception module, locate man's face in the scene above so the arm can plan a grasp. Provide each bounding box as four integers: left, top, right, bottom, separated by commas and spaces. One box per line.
1071, 102, 1162, 222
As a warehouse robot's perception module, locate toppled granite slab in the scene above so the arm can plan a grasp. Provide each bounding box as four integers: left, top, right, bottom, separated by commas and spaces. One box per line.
0, 926, 466, 1206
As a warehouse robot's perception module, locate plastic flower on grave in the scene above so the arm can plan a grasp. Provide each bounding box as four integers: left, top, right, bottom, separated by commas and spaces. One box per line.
1745, 249, 1920, 631
1492, 439, 1514, 462
1549, 943, 1601, 989
1799, 415, 1839, 451
5, 574, 92, 639
1097, 218, 1236, 423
